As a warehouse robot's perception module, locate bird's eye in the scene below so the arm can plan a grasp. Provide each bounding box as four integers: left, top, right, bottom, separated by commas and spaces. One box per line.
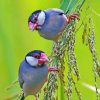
34, 17, 38, 21
33, 55, 39, 59
32, 17, 38, 23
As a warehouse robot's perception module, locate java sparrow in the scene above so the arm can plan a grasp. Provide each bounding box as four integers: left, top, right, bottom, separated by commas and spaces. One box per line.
18, 50, 58, 100
28, 8, 79, 41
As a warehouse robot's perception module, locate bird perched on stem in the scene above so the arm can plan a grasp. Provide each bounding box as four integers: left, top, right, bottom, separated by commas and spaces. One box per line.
18, 50, 58, 100
28, 8, 79, 42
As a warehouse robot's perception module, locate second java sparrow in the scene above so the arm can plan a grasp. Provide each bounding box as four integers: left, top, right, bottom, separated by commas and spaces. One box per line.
28, 8, 79, 41
18, 50, 58, 100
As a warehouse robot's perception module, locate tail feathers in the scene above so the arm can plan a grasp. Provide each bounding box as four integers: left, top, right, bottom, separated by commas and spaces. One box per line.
20, 93, 25, 100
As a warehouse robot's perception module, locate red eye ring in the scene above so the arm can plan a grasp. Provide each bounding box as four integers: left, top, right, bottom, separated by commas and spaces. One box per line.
33, 55, 39, 59
34, 17, 38, 21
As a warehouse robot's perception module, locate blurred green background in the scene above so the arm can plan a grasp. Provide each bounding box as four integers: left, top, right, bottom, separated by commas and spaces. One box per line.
0, 0, 100, 100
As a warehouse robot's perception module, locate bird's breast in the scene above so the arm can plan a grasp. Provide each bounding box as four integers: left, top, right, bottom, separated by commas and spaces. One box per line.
24, 66, 48, 84
22, 66, 48, 96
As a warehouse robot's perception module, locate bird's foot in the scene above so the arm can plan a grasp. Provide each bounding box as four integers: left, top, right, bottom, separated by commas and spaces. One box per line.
48, 67, 59, 72
67, 13, 80, 24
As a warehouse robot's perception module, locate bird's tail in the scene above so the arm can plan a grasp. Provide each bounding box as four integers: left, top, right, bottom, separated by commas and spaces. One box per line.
20, 92, 25, 100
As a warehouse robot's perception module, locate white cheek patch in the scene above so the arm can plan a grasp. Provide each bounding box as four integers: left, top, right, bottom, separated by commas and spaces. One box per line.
37, 11, 45, 25
26, 56, 38, 66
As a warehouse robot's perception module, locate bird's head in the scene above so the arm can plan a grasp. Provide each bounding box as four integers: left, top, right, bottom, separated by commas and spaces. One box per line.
25, 50, 49, 67
28, 10, 46, 31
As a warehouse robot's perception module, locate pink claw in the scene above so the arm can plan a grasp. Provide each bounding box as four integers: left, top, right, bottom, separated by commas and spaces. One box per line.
68, 13, 80, 24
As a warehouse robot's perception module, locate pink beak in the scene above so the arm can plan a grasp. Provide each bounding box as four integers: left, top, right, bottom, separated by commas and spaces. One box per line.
38, 53, 49, 64
28, 21, 38, 31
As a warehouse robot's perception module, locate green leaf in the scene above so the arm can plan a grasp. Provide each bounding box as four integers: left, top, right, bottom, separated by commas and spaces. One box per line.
60, 0, 70, 12
60, 0, 78, 13
66, 0, 78, 13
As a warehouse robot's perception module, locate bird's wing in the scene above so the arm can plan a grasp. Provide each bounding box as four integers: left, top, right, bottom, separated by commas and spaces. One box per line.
18, 66, 24, 88
46, 8, 64, 15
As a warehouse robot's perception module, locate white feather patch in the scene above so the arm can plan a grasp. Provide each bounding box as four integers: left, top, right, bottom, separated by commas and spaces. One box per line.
26, 56, 38, 66
37, 11, 45, 25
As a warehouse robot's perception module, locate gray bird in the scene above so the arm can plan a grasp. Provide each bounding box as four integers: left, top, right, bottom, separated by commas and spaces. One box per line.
18, 50, 58, 100
28, 8, 68, 41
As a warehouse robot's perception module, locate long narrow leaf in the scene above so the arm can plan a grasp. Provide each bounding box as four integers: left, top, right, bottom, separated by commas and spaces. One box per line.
60, 0, 70, 12
60, 0, 79, 14
66, 0, 78, 14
